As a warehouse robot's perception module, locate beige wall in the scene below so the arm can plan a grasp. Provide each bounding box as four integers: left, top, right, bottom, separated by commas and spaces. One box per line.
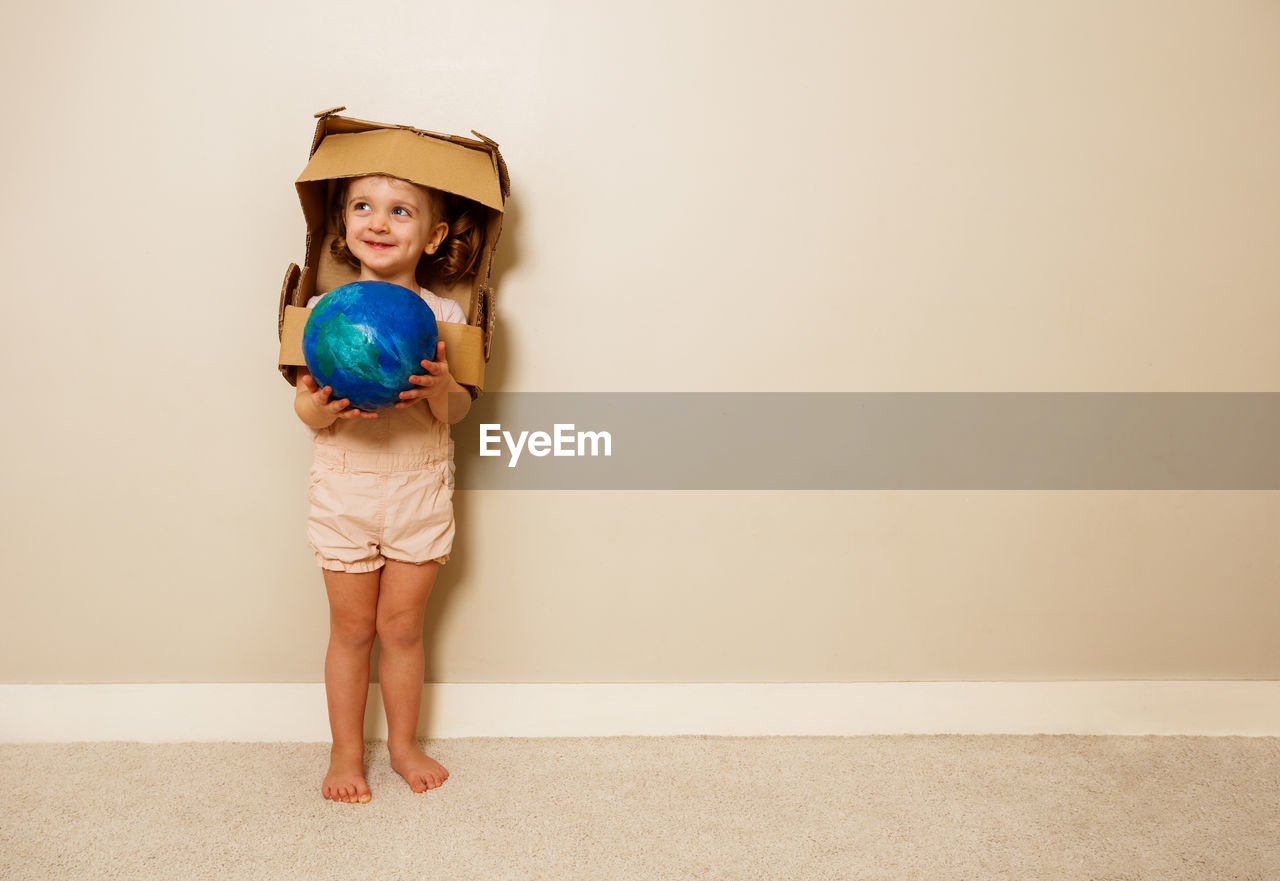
2, 0, 1278, 683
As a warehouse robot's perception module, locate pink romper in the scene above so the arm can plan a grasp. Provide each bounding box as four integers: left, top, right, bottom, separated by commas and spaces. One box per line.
305, 290, 459, 572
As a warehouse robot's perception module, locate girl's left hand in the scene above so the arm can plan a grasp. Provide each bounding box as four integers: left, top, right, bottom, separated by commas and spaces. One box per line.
396, 341, 455, 408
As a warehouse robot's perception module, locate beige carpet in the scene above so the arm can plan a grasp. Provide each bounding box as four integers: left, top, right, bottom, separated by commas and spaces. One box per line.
2, 736, 1277, 880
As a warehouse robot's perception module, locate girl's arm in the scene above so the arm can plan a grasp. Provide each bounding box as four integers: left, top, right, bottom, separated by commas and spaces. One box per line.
427, 381, 472, 426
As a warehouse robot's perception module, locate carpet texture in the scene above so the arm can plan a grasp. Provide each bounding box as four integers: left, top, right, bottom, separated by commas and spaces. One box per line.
2, 736, 1277, 880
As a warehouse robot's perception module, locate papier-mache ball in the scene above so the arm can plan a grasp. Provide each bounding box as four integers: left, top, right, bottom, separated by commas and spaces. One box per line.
302, 281, 438, 411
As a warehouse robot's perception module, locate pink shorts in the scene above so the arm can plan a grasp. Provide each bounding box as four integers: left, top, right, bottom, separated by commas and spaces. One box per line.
307, 443, 454, 573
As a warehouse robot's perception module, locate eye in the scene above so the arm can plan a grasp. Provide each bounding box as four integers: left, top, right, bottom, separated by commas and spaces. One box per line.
351, 201, 370, 212
392, 206, 411, 216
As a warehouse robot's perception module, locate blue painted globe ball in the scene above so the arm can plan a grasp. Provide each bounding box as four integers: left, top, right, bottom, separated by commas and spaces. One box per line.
302, 281, 439, 411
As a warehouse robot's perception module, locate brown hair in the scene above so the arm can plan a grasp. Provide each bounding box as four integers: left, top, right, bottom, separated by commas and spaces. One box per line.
328, 175, 485, 287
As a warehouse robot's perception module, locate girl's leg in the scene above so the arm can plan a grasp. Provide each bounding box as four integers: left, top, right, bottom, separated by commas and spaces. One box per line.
322, 567, 380, 803
376, 559, 449, 792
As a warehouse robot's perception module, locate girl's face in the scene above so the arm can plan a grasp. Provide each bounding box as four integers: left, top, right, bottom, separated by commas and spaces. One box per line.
342, 175, 449, 287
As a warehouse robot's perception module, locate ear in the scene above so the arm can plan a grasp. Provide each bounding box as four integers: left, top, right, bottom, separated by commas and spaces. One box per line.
425, 221, 450, 255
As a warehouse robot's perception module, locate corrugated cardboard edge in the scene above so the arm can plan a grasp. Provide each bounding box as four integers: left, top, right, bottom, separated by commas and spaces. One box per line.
277, 263, 302, 344
478, 284, 496, 360
278, 305, 485, 392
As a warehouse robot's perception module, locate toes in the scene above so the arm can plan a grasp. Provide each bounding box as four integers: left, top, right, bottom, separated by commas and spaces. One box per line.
323, 779, 371, 803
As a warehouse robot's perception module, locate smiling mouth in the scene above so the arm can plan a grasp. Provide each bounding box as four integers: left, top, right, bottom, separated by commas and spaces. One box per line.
363, 241, 394, 250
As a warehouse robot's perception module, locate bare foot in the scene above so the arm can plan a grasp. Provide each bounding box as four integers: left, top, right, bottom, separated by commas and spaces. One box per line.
322, 745, 371, 804
389, 741, 449, 793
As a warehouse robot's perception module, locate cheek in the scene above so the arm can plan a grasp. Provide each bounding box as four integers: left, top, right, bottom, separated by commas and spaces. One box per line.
342, 222, 364, 252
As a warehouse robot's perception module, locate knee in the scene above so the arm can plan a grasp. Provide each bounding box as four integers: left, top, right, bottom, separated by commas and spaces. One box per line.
375, 609, 424, 651
330, 613, 376, 651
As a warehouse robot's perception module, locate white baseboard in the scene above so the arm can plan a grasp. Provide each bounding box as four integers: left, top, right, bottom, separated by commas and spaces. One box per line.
2, 682, 1277, 743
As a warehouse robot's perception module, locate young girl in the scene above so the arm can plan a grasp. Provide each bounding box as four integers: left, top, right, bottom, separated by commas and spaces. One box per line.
294, 172, 479, 804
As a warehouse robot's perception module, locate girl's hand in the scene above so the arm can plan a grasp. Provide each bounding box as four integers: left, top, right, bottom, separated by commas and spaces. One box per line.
396, 341, 456, 408
300, 372, 378, 420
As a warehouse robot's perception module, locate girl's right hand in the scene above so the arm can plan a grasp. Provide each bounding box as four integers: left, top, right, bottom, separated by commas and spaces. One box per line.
300, 372, 378, 420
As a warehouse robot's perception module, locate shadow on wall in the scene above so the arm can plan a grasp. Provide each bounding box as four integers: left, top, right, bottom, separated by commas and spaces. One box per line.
384, 184, 524, 714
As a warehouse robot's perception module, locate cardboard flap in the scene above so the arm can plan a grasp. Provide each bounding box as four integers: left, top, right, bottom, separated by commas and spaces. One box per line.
438, 322, 485, 390
279, 305, 309, 367
298, 128, 504, 211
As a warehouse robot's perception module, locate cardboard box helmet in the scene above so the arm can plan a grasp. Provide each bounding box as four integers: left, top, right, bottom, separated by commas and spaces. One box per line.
277, 107, 509, 395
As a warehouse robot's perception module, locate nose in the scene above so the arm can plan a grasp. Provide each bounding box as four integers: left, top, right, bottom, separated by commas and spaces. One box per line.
369, 209, 390, 233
